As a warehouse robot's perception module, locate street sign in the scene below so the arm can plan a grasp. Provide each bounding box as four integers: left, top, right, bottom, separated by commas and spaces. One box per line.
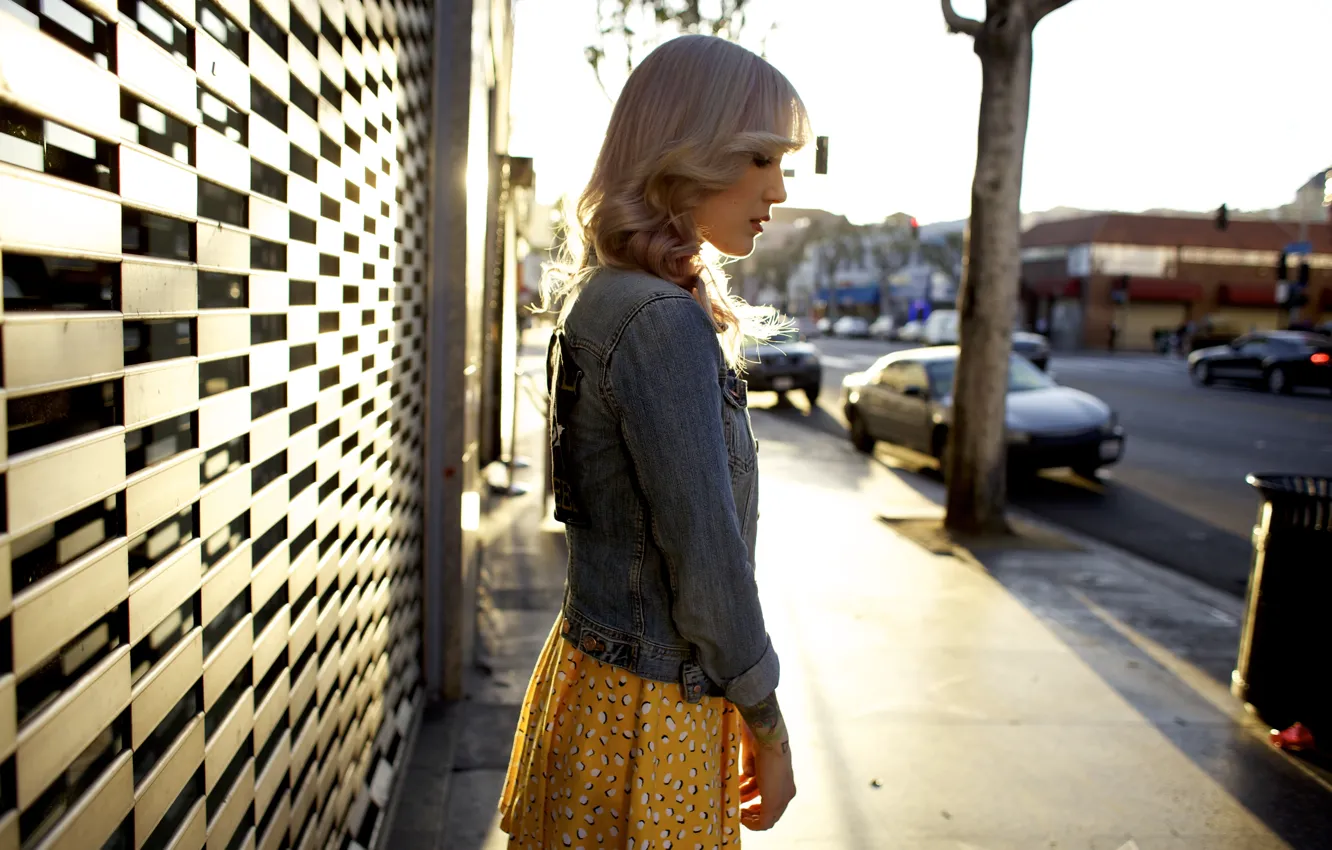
1284, 241, 1313, 255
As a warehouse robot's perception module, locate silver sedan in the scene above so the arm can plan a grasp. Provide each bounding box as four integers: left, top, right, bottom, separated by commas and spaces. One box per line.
841, 346, 1125, 479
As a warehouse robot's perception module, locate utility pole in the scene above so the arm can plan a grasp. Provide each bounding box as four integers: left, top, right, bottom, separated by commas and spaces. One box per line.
1284, 174, 1325, 328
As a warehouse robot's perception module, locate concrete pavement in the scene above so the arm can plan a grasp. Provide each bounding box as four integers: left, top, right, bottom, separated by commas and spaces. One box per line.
387, 337, 1332, 849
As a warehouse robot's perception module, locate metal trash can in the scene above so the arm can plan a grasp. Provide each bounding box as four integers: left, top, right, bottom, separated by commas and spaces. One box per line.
1232, 474, 1332, 737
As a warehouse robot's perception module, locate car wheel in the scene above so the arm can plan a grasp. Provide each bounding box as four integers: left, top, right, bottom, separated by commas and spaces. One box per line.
932, 427, 950, 480
804, 384, 821, 406
1266, 367, 1290, 395
1192, 362, 1213, 386
849, 413, 875, 454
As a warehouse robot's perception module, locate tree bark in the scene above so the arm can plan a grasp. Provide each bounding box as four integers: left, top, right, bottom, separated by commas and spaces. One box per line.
942, 0, 1035, 536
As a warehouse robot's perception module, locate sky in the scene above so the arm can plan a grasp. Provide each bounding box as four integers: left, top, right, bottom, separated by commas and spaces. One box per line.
507, 0, 1332, 226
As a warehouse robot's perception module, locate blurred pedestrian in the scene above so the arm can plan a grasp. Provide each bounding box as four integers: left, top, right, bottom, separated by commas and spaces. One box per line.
498, 35, 804, 846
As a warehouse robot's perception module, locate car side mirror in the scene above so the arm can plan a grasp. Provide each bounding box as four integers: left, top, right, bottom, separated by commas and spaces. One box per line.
903, 384, 928, 399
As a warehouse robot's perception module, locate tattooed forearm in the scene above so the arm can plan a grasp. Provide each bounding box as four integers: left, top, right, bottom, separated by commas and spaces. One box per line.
737, 691, 788, 750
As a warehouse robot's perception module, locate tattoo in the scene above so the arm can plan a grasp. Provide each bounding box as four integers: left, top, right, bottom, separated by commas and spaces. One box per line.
737, 691, 788, 749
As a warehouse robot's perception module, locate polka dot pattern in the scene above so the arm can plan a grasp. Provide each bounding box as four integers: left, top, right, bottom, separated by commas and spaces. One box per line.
500, 620, 744, 848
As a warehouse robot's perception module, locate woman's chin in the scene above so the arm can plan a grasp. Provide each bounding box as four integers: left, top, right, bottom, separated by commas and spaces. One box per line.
708, 235, 757, 259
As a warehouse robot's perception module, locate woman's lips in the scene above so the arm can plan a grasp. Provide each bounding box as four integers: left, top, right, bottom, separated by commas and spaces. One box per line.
751, 220, 764, 234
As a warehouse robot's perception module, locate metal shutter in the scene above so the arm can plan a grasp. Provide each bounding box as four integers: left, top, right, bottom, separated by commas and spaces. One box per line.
0, 0, 432, 845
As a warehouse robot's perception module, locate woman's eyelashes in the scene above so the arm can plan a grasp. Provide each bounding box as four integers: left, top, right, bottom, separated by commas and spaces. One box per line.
752, 155, 774, 168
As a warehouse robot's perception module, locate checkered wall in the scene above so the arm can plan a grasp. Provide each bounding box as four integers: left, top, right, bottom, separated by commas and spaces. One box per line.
0, 0, 433, 845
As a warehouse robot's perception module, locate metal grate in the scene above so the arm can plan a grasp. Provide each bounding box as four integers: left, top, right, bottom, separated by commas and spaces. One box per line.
0, 0, 432, 846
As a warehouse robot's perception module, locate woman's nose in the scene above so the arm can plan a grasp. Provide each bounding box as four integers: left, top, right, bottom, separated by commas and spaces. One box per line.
765, 170, 788, 205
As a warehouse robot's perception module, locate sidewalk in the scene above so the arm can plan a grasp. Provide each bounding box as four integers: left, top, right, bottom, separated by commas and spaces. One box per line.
388, 344, 1332, 849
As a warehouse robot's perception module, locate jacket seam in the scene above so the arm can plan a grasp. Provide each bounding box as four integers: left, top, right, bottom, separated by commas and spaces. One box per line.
597, 289, 703, 419
630, 499, 647, 637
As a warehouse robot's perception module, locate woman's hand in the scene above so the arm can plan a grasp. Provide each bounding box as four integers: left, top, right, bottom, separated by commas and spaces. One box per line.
736, 692, 796, 830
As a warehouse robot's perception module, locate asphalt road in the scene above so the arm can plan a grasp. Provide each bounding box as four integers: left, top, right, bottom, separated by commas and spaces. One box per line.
764, 336, 1332, 597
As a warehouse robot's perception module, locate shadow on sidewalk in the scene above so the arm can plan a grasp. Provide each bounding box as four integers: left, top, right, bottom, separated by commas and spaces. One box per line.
982, 548, 1332, 849
874, 446, 1255, 600
851, 447, 1332, 845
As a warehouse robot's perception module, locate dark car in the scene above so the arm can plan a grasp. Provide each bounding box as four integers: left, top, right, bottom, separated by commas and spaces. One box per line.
841, 346, 1125, 479
742, 329, 823, 404
1011, 331, 1051, 370
1188, 331, 1332, 394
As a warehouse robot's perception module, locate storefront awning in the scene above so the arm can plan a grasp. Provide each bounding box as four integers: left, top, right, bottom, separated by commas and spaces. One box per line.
1218, 282, 1277, 307
814, 285, 880, 307
1023, 277, 1082, 298
1126, 278, 1203, 302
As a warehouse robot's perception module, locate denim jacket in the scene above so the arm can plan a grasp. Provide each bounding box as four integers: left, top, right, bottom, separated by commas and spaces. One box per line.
548, 268, 777, 707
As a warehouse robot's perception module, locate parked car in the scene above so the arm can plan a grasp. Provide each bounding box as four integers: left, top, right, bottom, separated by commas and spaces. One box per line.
1011, 331, 1051, 371
815, 317, 833, 337
793, 316, 820, 339
831, 316, 871, 338
841, 346, 1125, 480
897, 320, 924, 343
742, 328, 823, 404
1188, 331, 1332, 394
869, 315, 897, 340
922, 309, 959, 345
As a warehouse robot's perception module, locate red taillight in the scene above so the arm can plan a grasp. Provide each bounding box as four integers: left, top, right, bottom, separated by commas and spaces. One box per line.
1313, 353, 1330, 365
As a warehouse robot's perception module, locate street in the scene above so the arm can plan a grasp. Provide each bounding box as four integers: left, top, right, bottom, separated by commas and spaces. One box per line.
782, 337, 1332, 597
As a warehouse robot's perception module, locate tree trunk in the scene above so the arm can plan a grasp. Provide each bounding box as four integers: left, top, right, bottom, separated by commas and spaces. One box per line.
943, 1, 1034, 536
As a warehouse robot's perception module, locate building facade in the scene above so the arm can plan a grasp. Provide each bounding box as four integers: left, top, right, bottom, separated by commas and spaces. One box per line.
1021, 212, 1332, 351
0, 0, 517, 848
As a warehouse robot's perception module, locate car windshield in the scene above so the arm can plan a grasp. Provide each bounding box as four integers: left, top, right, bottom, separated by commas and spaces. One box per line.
925, 355, 1054, 396
1269, 332, 1331, 350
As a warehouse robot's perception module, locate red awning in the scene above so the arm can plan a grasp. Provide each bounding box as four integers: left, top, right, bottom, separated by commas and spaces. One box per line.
1126, 278, 1203, 302
1024, 278, 1082, 298
1218, 282, 1277, 307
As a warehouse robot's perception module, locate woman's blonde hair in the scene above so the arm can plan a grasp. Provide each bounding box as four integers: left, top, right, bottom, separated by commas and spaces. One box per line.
539, 34, 811, 361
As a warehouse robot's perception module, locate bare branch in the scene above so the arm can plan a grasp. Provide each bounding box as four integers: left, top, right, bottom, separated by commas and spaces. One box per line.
1030, 0, 1077, 24
940, 0, 982, 36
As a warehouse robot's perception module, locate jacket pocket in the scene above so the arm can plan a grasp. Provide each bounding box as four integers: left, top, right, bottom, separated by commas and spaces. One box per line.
721, 372, 758, 475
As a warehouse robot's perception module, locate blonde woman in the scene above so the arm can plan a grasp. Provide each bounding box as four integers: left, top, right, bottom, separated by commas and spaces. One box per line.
499, 34, 809, 847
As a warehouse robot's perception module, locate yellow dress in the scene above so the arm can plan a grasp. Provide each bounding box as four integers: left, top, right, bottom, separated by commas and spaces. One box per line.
499, 618, 746, 849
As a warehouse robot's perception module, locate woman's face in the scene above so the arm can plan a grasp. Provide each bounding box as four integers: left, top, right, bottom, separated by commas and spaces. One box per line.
693, 155, 788, 257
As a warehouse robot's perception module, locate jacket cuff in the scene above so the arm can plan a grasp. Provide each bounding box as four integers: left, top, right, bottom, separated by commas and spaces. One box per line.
723, 637, 780, 707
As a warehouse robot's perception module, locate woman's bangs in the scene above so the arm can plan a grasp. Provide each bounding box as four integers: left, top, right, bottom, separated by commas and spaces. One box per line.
736, 65, 811, 154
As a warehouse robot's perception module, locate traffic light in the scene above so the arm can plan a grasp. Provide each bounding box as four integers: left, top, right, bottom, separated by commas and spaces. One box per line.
1215, 203, 1228, 231
909, 217, 919, 241
1297, 261, 1310, 287
814, 136, 829, 175
1277, 252, 1289, 280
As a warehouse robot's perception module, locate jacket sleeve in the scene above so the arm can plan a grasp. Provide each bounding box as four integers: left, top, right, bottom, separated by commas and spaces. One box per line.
605, 294, 778, 707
